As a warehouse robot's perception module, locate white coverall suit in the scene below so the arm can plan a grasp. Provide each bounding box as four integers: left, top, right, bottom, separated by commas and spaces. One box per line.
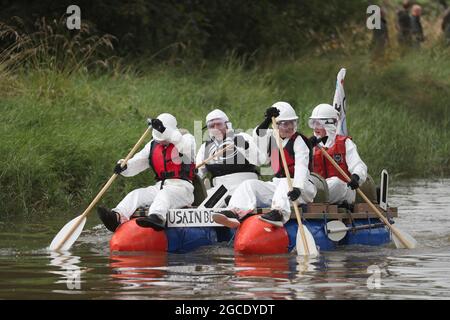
228, 128, 317, 224
196, 132, 267, 198
113, 129, 196, 224
317, 136, 368, 204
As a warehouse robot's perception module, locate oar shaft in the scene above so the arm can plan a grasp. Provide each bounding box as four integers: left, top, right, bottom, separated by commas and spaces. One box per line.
317, 145, 412, 249
328, 222, 386, 234
271, 118, 310, 255
196, 143, 235, 169
53, 127, 151, 251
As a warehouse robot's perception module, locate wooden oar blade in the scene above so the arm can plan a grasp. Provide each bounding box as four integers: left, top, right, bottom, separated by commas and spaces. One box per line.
391, 227, 417, 249
49, 215, 87, 251
296, 225, 319, 257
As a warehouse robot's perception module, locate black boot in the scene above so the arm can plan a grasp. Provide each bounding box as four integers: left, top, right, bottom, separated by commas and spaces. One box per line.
136, 214, 166, 231
259, 209, 283, 227
97, 207, 121, 232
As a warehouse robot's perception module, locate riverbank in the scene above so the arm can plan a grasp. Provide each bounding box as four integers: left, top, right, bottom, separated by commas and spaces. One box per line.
1, 48, 449, 215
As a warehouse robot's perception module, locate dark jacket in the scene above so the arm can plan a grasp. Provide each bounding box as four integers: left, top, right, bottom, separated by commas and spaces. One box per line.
411, 16, 425, 44
372, 17, 389, 49
443, 10, 450, 44
397, 8, 412, 43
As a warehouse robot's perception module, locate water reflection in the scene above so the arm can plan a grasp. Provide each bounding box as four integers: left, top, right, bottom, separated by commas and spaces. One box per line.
234, 254, 291, 279
48, 251, 85, 293
109, 252, 168, 287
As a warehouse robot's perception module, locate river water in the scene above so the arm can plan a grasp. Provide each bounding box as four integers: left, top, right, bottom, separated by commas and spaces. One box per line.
1, 179, 449, 300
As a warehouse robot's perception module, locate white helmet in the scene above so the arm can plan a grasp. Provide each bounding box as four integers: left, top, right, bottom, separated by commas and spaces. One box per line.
205, 108, 233, 132
273, 101, 298, 121
308, 103, 339, 128
152, 113, 177, 142
206, 109, 229, 123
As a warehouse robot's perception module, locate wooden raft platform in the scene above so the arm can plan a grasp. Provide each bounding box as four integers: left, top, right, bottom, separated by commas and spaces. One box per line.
255, 203, 398, 220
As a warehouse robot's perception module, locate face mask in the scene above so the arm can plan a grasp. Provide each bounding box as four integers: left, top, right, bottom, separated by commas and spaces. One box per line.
313, 124, 336, 147
324, 124, 336, 138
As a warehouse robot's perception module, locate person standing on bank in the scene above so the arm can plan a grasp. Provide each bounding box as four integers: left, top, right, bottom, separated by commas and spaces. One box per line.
442, 8, 450, 45
371, 7, 389, 56
308, 104, 367, 205
213, 102, 317, 228
396, 0, 412, 47
196, 109, 266, 199
97, 113, 196, 232
411, 4, 425, 47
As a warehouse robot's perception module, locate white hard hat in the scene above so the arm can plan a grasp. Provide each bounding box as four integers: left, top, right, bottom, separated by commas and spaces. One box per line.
206, 109, 229, 123
152, 113, 177, 142
308, 103, 339, 128
205, 108, 233, 134
272, 101, 298, 121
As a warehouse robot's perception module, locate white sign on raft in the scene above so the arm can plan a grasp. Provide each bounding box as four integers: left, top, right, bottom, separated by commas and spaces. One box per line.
166, 208, 226, 228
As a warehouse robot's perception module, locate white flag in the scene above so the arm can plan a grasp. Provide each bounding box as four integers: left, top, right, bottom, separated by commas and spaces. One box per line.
333, 68, 347, 136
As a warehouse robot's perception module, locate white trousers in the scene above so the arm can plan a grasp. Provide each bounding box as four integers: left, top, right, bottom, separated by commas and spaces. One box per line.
113, 179, 194, 224
327, 176, 356, 204
207, 172, 259, 198
228, 177, 317, 224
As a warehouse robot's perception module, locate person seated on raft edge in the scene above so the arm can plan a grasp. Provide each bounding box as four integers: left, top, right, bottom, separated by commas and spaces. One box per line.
97, 113, 196, 232
196, 108, 266, 201
308, 103, 368, 206
212, 101, 317, 228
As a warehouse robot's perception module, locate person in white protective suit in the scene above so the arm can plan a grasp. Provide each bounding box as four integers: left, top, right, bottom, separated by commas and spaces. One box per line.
97, 113, 196, 232
308, 103, 368, 205
196, 108, 266, 201
212, 102, 317, 228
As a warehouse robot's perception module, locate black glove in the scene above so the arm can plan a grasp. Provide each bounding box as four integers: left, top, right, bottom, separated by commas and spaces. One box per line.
347, 174, 360, 190
264, 107, 280, 120
151, 118, 166, 133
287, 187, 301, 201
234, 135, 249, 150
309, 136, 323, 148
114, 162, 127, 174
256, 107, 280, 136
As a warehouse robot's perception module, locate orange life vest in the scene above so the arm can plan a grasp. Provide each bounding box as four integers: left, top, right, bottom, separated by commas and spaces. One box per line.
313, 135, 351, 182
149, 141, 196, 182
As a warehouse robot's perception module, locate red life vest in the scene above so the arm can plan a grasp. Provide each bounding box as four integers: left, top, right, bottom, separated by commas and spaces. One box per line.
148, 141, 196, 182
270, 132, 312, 178
313, 135, 351, 182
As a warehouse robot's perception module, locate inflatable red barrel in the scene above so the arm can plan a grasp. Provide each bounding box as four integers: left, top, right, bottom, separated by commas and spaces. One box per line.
234, 215, 289, 254
110, 219, 168, 252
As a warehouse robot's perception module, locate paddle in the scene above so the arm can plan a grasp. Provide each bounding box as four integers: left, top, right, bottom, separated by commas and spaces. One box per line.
49, 126, 152, 251
196, 143, 235, 169
271, 117, 319, 257
315, 143, 417, 249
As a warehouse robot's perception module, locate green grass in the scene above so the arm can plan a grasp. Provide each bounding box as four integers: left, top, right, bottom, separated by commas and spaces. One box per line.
1, 48, 449, 216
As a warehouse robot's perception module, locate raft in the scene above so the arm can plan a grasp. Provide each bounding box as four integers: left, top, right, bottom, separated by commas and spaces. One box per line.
109, 173, 398, 254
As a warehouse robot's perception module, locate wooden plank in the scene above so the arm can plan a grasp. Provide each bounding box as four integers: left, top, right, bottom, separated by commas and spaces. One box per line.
256, 203, 398, 220
305, 203, 338, 213
255, 207, 397, 219
256, 205, 398, 219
